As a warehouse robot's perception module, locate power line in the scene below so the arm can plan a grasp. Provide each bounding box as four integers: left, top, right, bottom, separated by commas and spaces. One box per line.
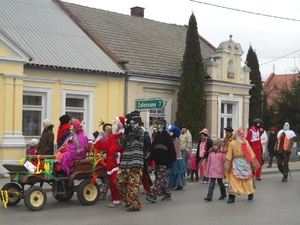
190, 0, 300, 22
259, 49, 300, 65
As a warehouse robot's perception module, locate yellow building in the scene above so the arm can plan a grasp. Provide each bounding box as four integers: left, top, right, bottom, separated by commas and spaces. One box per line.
0, 0, 125, 175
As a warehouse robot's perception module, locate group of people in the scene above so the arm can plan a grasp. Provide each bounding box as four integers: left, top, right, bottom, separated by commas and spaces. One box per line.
202, 119, 296, 204
27, 113, 296, 210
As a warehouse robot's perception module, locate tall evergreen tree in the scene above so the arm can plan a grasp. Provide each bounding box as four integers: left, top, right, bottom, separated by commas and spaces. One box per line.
246, 46, 263, 127
175, 13, 206, 141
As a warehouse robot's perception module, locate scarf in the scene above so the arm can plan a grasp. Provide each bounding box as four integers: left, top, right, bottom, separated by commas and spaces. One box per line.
241, 142, 253, 163
199, 138, 207, 158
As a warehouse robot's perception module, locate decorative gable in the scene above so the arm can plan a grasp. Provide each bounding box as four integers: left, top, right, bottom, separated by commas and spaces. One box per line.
0, 31, 30, 64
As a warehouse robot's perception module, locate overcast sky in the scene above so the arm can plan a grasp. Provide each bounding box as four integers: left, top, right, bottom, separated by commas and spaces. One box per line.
64, 0, 300, 81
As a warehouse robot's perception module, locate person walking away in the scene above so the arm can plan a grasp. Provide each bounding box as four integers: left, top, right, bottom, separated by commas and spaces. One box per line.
37, 118, 54, 155
222, 126, 234, 187
116, 111, 144, 212
260, 127, 268, 166
224, 127, 260, 204
179, 125, 192, 176
246, 118, 263, 181
275, 122, 296, 182
204, 139, 227, 201
188, 149, 199, 182
196, 128, 213, 183
267, 127, 278, 168
146, 119, 176, 203
167, 125, 186, 190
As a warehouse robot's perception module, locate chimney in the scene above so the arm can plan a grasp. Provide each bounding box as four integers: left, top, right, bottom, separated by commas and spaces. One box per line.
130, 6, 144, 18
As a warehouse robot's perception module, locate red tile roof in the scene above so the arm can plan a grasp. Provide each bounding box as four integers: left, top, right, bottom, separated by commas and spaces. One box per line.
264, 73, 298, 106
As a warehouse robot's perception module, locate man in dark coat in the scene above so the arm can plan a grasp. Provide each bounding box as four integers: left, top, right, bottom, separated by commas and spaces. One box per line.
146, 119, 176, 203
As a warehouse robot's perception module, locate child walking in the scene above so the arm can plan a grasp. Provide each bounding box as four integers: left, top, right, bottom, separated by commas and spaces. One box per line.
188, 149, 199, 182
204, 139, 227, 201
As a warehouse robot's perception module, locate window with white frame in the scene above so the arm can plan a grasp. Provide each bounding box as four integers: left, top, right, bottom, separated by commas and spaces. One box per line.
61, 89, 94, 137
22, 94, 44, 136
220, 102, 235, 138
65, 96, 85, 122
22, 86, 52, 136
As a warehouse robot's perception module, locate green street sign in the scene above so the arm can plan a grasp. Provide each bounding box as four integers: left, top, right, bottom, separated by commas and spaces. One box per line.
135, 98, 165, 111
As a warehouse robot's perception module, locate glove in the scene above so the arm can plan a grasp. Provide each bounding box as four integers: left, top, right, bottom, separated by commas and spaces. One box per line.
124, 124, 130, 135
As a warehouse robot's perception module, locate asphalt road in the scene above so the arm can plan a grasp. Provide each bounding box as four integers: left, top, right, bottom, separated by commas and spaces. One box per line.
1, 170, 300, 225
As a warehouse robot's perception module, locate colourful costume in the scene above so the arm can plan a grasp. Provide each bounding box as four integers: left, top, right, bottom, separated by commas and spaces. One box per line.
94, 116, 125, 207
225, 127, 259, 203
246, 118, 263, 180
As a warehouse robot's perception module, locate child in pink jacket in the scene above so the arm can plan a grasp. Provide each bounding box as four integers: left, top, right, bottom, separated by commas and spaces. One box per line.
188, 149, 199, 182
204, 139, 227, 201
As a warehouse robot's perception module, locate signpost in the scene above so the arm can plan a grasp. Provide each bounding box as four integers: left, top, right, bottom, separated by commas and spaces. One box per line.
135, 98, 165, 111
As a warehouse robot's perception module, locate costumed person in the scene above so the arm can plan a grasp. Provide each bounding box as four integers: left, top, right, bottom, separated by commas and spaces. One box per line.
275, 122, 296, 182
116, 111, 144, 212
93, 124, 111, 200
246, 118, 263, 181
222, 126, 234, 187
146, 119, 176, 203
56, 119, 88, 176
56, 114, 70, 149
224, 127, 260, 204
179, 125, 192, 177
141, 123, 153, 195
94, 116, 125, 208
37, 118, 54, 155
188, 149, 199, 182
27, 138, 38, 155
267, 127, 278, 168
260, 126, 268, 166
204, 139, 227, 201
167, 125, 186, 190
196, 128, 213, 184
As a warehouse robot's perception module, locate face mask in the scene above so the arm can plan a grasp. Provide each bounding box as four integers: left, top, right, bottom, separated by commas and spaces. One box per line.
169, 131, 173, 136
283, 123, 290, 130
157, 124, 165, 132
153, 124, 157, 132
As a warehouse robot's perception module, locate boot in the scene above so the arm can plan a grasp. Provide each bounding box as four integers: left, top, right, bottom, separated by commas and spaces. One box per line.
248, 193, 253, 200
282, 174, 288, 182
227, 194, 235, 204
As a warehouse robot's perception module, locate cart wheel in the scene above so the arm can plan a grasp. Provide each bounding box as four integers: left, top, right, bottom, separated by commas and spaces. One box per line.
1, 182, 22, 206
77, 179, 100, 205
24, 186, 47, 211
52, 182, 74, 201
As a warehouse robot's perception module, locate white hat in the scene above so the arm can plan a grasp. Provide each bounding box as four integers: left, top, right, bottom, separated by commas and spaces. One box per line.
30, 138, 38, 145
43, 119, 51, 126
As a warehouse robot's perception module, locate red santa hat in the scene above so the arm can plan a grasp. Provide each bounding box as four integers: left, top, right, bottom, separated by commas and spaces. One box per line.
116, 116, 125, 128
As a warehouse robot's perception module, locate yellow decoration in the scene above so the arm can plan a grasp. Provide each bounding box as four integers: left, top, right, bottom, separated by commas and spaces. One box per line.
19, 157, 26, 165
35, 155, 43, 174
1, 190, 9, 209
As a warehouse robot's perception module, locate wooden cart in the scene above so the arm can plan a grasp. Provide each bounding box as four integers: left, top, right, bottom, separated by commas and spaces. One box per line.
1, 155, 106, 211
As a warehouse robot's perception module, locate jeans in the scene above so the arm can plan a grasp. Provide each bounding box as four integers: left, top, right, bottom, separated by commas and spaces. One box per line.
181, 150, 190, 175
207, 178, 226, 199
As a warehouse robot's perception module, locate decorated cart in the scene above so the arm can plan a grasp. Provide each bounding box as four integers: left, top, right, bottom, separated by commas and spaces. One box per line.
0, 147, 106, 211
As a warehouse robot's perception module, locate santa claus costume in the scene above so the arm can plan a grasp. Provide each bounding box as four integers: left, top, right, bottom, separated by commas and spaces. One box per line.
94, 116, 125, 208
